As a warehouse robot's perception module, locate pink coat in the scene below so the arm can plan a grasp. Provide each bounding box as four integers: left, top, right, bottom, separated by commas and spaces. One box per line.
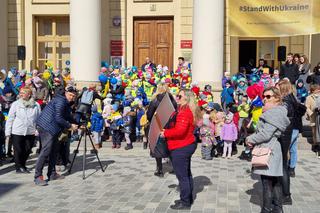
221, 122, 238, 142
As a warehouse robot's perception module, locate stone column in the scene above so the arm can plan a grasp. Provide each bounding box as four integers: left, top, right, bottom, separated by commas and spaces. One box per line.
0, 0, 8, 69
70, 0, 101, 83
192, 0, 224, 91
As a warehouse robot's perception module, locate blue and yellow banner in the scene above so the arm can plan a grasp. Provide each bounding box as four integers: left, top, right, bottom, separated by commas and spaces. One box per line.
228, 0, 320, 37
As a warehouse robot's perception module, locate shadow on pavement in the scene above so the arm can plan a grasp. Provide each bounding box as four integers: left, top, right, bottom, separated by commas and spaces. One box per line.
0, 183, 22, 198
246, 174, 262, 207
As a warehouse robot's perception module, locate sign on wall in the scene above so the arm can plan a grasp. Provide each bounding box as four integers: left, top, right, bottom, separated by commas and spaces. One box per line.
180, 40, 192, 49
110, 40, 124, 56
228, 0, 320, 37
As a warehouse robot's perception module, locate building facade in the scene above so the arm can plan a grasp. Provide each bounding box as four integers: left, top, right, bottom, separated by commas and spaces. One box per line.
1, 0, 320, 87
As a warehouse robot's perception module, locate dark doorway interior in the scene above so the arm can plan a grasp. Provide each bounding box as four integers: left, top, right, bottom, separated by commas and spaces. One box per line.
239, 40, 257, 71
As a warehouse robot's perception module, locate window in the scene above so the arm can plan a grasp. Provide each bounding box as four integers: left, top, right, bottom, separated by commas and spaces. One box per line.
35, 17, 70, 70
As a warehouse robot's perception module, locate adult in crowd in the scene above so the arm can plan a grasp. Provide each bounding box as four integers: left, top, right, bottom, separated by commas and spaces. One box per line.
246, 87, 290, 213
141, 57, 156, 72
146, 83, 177, 177
160, 89, 198, 210
306, 62, 320, 85
293, 53, 301, 66
276, 79, 297, 204
257, 59, 274, 75
5, 87, 41, 173
298, 55, 311, 90
305, 84, 320, 158
34, 86, 78, 186
279, 53, 299, 85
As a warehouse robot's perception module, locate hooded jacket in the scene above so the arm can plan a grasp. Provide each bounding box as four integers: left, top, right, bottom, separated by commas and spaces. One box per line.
247, 105, 290, 176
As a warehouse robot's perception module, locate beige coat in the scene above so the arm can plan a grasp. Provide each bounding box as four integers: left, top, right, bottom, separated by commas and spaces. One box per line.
305, 93, 320, 126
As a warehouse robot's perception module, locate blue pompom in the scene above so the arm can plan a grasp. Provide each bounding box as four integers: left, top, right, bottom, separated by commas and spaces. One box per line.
101, 61, 109, 68
110, 77, 117, 85
98, 74, 108, 84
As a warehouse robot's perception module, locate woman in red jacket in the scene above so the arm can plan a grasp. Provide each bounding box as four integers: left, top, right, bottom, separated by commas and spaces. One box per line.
160, 89, 198, 210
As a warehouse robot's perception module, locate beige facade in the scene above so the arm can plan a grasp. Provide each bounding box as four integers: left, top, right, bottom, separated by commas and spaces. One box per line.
2, 0, 320, 81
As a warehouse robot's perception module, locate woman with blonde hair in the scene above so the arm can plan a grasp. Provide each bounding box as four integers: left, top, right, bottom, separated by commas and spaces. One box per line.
145, 83, 177, 177
5, 87, 41, 173
160, 89, 199, 210
246, 87, 290, 213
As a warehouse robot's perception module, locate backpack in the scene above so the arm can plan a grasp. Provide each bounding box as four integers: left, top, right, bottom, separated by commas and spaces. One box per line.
80, 90, 94, 105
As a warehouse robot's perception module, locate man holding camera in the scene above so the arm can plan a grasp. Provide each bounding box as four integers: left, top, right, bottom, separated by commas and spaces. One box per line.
34, 86, 78, 186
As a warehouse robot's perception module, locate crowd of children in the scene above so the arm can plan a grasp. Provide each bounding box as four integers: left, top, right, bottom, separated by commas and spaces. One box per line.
0, 54, 316, 167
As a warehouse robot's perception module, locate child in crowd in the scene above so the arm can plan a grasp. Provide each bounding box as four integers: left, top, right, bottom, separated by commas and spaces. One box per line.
221, 114, 238, 159
214, 109, 225, 156
237, 95, 250, 131
122, 106, 135, 150
102, 94, 113, 141
198, 112, 215, 160
272, 69, 280, 85
108, 104, 122, 149
90, 105, 104, 150
296, 79, 308, 103
135, 102, 145, 142
221, 80, 235, 111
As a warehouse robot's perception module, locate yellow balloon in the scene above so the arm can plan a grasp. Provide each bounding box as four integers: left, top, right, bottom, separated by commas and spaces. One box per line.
43, 71, 51, 80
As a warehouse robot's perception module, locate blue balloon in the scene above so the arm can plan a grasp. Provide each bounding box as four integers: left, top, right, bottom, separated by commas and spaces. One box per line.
98, 74, 108, 84
132, 66, 138, 72
110, 77, 117, 85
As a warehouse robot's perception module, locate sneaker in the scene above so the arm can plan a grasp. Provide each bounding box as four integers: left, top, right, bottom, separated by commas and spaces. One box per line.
154, 170, 164, 178
34, 176, 48, 186
112, 144, 116, 149
282, 195, 292, 205
116, 145, 121, 149
289, 168, 295, 178
49, 172, 65, 181
125, 144, 133, 150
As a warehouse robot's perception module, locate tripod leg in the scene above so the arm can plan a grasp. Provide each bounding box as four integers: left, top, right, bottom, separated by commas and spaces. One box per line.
83, 132, 87, 180
87, 132, 105, 172
68, 134, 83, 174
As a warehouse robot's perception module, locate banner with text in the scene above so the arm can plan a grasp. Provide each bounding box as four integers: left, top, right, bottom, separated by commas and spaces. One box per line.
228, 0, 320, 37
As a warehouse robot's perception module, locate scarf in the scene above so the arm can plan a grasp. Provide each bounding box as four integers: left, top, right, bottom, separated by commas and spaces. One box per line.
21, 98, 36, 108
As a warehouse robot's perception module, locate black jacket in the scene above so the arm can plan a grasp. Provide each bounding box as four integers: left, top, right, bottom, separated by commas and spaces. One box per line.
307, 66, 320, 85
280, 62, 299, 84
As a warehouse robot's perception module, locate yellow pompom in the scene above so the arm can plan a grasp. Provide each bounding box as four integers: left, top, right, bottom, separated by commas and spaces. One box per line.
43, 70, 51, 80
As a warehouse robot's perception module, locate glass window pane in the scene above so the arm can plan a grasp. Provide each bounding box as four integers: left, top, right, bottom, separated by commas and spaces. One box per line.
38, 42, 54, 60
259, 40, 275, 60
37, 60, 47, 71
56, 18, 70, 36
56, 42, 70, 69
38, 19, 52, 36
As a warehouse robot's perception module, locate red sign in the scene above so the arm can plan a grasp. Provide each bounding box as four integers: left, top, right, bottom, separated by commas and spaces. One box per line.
110, 40, 124, 56
180, 40, 192, 49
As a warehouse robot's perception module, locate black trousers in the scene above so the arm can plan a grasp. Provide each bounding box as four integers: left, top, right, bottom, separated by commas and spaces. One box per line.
34, 128, 59, 179
111, 130, 122, 145
261, 175, 282, 213
280, 130, 292, 197
171, 143, 197, 206
12, 134, 35, 169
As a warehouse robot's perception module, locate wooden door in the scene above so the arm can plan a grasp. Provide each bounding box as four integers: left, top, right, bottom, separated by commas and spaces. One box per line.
134, 17, 173, 70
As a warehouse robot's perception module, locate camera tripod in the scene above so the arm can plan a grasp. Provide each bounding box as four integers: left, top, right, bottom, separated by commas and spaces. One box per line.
68, 125, 105, 179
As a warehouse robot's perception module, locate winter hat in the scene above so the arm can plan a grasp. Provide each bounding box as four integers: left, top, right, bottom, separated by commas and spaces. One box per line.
2, 86, 13, 95
112, 103, 119, 111
207, 102, 214, 110
123, 106, 131, 115
33, 76, 43, 88
212, 103, 222, 112
297, 79, 304, 85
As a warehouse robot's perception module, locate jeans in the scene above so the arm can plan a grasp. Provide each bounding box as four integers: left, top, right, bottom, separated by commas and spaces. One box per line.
92, 131, 102, 145
289, 129, 299, 169
34, 128, 59, 179
260, 175, 283, 213
171, 143, 197, 206
12, 134, 35, 169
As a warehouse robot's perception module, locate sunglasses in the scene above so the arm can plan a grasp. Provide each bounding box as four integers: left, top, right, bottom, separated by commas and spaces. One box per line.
176, 94, 182, 100
263, 94, 273, 99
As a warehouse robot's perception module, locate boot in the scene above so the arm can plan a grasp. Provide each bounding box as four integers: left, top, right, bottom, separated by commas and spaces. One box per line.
125, 144, 133, 150
94, 144, 100, 150
154, 169, 164, 177
143, 142, 148, 149
289, 167, 295, 178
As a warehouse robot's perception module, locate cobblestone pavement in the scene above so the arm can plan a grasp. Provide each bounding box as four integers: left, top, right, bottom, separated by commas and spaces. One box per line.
0, 141, 319, 213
